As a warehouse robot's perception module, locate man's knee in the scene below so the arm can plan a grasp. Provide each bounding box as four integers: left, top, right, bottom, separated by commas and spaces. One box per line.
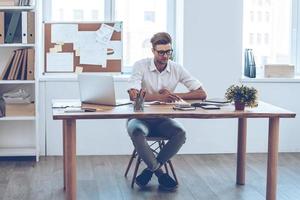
129, 129, 147, 138
127, 119, 149, 138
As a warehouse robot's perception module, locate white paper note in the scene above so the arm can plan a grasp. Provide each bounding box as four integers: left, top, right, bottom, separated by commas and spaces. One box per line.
113, 22, 122, 32
52, 24, 78, 43
74, 31, 97, 50
106, 41, 122, 59
47, 52, 74, 72
95, 24, 114, 45
80, 46, 106, 66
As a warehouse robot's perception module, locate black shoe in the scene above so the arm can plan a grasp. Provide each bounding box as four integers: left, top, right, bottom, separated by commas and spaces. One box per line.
158, 173, 178, 191
135, 169, 153, 188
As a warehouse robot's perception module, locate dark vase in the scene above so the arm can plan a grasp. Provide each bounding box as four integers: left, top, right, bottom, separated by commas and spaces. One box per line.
235, 101, 245, 111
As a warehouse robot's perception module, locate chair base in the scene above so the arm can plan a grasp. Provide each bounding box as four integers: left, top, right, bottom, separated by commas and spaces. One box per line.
124, 138, 178, 188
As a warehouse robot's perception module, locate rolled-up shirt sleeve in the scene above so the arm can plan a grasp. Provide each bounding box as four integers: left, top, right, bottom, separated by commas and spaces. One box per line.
128, 61, 143, 90
179, 66, 202, 91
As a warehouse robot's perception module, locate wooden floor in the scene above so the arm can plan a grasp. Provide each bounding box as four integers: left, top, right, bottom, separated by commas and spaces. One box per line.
0, 153, 300, 200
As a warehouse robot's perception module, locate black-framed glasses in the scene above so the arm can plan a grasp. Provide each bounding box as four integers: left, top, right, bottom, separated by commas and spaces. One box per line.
154, 49, 173, 56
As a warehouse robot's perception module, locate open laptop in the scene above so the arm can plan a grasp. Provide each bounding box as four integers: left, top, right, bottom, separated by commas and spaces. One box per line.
78, 74, 131, 106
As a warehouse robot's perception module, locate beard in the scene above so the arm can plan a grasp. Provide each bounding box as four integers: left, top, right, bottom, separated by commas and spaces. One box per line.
157, 58, 168, 65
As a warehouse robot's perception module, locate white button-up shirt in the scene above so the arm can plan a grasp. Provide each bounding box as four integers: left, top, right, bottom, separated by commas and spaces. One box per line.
128, 58, 202, 94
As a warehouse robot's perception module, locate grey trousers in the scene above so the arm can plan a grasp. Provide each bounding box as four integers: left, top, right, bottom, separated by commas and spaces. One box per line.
127, 118, 186, 171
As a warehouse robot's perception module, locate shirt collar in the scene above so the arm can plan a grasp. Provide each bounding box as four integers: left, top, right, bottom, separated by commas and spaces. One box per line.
149, 58, 171, 73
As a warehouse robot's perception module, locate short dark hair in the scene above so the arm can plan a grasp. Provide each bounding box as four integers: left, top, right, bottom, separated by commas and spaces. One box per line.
150, 32, 172, 48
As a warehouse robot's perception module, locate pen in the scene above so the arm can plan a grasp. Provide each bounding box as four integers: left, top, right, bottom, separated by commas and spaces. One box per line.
138, 89, 143, 99
141, 90, 146, 99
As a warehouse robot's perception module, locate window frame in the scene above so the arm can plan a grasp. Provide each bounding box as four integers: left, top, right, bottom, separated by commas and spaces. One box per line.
292, 0, 300, 74
43, 0, 176, 73
243, 0, 300, 76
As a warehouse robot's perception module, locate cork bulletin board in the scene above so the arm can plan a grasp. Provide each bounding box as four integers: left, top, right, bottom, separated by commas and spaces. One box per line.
44, 22, 122, 73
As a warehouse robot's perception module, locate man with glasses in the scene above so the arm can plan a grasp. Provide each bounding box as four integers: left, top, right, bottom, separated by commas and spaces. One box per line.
127, 32, 207, 191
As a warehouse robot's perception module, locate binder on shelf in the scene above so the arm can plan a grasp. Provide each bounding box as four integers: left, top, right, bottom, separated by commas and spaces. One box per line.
13, 49, 25, 79
0, 12, 4, 44
21, 48, 28, 80
5, 12, 21, 43
8, 49, 21, 80
26, 48, 34, 80
0, 51, 15, 80
27, 12, 35, 44
21, 11, 27, 44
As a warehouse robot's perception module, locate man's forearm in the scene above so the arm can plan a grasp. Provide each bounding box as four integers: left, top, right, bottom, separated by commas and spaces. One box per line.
144, 93, 162, 101
175, 89, 207, 100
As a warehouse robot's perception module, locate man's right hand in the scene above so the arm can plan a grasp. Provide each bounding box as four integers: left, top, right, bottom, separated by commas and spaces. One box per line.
127, 89, 139, 101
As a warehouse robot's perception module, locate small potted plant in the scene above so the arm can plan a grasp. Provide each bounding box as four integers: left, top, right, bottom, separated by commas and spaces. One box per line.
225, 84, 258, 111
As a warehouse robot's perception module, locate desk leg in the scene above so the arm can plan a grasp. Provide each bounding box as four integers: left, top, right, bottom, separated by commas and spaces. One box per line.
63, 120, 67, 190
266, 117, 279, 200
65, 119, 77, 200
236, 118, 247, 185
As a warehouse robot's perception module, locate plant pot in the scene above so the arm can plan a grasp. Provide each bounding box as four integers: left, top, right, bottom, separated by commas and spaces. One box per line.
234, 101, 245, 111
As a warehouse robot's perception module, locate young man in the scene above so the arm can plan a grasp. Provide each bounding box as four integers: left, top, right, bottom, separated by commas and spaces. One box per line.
127, 32, 207, 191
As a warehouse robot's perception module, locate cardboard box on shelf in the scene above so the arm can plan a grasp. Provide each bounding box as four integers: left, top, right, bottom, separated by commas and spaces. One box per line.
0, 0, 15, 6
5, 103, 35, 116
264, 64, 295, 78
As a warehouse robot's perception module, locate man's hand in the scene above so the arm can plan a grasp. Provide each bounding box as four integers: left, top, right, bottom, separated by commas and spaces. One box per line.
158, 89, 181, 102
127, 89, 139, 101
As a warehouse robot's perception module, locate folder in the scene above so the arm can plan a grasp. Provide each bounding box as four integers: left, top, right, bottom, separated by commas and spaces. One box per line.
21, 12, 27, 44
13, 49, 25, 80
0, 51, 15, 80
0, 12, 4, 44
8, 49, 21, 80
21, 48, 28, 80
26, 48, 34, 80
27, 12, 35, 44
5, 12, 21, 43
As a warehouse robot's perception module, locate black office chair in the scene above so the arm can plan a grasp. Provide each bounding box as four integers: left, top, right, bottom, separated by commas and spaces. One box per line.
124, 136, 178, 188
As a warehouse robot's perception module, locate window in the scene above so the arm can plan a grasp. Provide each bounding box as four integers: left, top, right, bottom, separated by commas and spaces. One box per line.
44, 0, 175, 70
243, 0, 300, 75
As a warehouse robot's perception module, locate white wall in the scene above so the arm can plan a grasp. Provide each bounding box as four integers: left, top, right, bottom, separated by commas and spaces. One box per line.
39, 0, 300, 155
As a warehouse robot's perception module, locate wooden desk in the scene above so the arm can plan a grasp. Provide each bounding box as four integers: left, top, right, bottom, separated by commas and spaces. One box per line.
53, 101, 296, 200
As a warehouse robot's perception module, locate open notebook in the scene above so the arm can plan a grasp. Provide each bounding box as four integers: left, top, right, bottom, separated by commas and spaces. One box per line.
145, 99, 191, 107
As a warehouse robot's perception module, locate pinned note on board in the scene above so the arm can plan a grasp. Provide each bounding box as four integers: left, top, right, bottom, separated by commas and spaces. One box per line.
44, 22, 123, 73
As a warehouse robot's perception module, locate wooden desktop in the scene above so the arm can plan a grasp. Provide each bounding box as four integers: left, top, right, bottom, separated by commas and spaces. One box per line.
53, 101, 296, 200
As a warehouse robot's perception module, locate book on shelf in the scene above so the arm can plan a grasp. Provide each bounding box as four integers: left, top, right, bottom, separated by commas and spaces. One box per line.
0, 48, 34, 80
18, 0, 31, 6
0, 0, 32, 7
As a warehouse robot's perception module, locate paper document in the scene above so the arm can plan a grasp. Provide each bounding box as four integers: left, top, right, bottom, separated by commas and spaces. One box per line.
74, 31, 107, 66
113, 22, 122, 32
145, 99, 190, 106
47, 52, 74, 72
96, 24, 114, 45
80, 46, 106, 66
52, 99, 81, 108
106, 41, 122, 59
52, 24, 78, 43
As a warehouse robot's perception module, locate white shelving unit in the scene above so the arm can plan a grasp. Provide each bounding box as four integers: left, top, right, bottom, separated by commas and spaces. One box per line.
0, 2, 39, 161
0, 6, 35, 10
0, 43, 35, 47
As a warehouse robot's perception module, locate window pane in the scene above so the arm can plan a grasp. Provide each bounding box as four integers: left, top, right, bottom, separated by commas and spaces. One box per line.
51, 0, 105, 21
115, 0, 168, 66
243, 0, 292, 73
